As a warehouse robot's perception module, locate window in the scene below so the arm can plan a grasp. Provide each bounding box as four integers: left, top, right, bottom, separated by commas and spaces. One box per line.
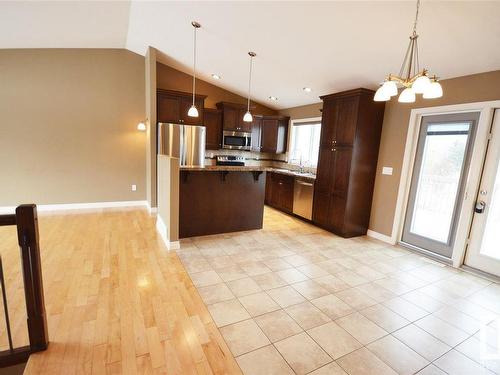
288, 118, 321, 167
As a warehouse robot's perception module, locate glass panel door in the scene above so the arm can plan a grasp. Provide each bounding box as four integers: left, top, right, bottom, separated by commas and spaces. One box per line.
465, 110, 500, 276
401, 112, 479, 258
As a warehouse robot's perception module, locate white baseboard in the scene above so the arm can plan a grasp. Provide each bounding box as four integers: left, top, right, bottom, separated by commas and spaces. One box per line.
367, 229, 396, 245
0, 200, 148, 215
155, 215, 179, 250
147, 204, 158, 215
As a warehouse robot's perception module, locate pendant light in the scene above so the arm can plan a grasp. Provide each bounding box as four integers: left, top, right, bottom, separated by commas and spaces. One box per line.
188, 21, 201, 117
374, 0, 443, 103
243, 52, 256, 123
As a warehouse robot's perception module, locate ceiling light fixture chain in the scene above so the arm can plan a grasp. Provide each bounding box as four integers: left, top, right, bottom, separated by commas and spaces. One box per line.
188, 21, 201, 118
374, 0, 443, 103
243, 51, 256, 123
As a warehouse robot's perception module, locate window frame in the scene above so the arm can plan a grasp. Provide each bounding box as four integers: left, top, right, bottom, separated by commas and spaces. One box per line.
288, 117, 322, 168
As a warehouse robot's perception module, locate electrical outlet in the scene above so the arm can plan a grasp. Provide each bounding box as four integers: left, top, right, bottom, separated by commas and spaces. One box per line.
131, 184, 137, 191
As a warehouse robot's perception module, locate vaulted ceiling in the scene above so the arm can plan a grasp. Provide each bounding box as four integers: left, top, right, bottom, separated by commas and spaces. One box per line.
2, 1, 500, 109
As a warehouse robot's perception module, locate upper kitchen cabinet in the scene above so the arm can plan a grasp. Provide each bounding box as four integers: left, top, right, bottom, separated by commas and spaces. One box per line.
312, 88, 385, 238
157, 89, 206, 126
260, 116, 289, 154
216, 102, 253, 133
251, 115, 263, 152
204, 108, 223, 150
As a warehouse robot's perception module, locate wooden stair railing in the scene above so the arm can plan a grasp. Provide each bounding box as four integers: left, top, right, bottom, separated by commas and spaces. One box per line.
0, 204, 48, 367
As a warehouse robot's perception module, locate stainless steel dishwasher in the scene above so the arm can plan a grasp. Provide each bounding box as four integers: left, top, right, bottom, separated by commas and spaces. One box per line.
293, 178, 314, 220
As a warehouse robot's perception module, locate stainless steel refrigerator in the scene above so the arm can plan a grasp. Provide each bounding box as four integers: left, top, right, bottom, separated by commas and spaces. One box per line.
157, 123, 206, 167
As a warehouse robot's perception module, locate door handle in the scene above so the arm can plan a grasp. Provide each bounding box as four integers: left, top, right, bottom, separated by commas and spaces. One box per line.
475, 201, 486, 214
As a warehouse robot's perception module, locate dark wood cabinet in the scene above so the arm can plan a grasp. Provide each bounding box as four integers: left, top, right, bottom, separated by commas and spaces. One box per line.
312, 88, 385, 238
260, 116, 289, 154
157, 89, 206, 126
216, 102, 253, 132
265, 172, 294, 213
204, 108, 222, 150
251, 116, 263, 152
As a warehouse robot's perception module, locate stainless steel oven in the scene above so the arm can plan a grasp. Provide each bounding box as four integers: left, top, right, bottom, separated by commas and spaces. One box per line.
222, 131, 252, 150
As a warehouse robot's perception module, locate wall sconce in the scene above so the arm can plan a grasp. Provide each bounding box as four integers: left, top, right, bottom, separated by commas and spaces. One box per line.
137, 121, 147, 131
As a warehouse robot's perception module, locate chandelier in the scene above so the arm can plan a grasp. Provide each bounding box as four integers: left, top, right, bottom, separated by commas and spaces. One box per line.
374, 0, 443, 103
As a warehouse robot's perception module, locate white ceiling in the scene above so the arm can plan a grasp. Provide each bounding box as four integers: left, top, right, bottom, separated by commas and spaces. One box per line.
2, 1, 500, 109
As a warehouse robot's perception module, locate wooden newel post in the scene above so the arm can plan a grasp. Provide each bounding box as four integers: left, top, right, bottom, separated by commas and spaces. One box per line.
15, 204, 49, 352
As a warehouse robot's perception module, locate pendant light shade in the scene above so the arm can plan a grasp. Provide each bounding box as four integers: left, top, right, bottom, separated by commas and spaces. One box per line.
398, 87, 416, 103
244, 52, 256, 123
423, 81, 443, 99
381, 80, 398, 97
188, 21, 201, 118
412, 75, 431, 94
374, 86, 390, 102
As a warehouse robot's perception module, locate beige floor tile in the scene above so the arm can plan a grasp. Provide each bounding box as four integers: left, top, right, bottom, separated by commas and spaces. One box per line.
354, 265, 385, 281
367, 335, 429, 375
292, 280, 329, 300
432, 306, 482, 334
434, 349, 494, 375
307, 321, 362, 359
383, 297, 429, 322
392, 324, 451, 361
216, 265, 247, 282
296, 264, 329, 278
197, 283, 234, 305
359, 304, 410, 332
240, 261, 272, 276
337, 347, 398, 375
208, 255, 235, 269
236, 345, 295, 375
452, 298, 499, 324
261, 257, 293, 271
356, 282, 397, 303
416, 364, 447, 375
238, 292, 280, 317
254, 309, 302, 342
374, 277, 414, 295
308, 362, 347, 375
415, 315, 469, 346
190, 269, 222, 287
318, 259, 348, 274
220, 319, 270, 356
274, 332, 332, 375
283, 254, 311, 267
267, 285, 306, 308
314, 274, 350, 293
336, 270, 369, 287
207, 298, 251, 327
285, 301, 332, 330
277, 268, 309, 284
335, 312, 388, 345
252, 272, 288, 290
311, 294, 354, 320
335, 288, 378, 310
400, 290, 446, 313
456, 336, 500, 374
227, 277, 262, 297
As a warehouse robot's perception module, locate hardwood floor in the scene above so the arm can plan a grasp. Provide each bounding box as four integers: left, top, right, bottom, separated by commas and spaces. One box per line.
0, 208, 241, 374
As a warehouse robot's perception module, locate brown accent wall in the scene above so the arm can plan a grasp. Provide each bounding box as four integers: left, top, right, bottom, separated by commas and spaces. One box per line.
156, 62, 277, 115
278, 102, 323, 119
370, 70, 500, 236
0, 49, 145, 206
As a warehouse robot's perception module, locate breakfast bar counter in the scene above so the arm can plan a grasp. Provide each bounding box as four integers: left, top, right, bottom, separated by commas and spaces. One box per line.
179, 167, 267, 238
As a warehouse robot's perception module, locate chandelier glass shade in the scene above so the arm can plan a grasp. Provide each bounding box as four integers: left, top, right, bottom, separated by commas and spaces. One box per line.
374, 0, 443, 103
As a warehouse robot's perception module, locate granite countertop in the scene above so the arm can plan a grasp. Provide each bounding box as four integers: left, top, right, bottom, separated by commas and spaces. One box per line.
179, 165, 316, 180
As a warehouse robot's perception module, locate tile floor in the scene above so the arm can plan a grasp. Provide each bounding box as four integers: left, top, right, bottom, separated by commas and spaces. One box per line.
177, 207, 500, 375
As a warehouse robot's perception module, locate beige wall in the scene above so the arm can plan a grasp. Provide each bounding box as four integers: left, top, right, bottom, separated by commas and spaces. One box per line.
0, 49, 145, 206
278, 102, 323, 120
156, 62, 277, 115
370, 70, 500, 236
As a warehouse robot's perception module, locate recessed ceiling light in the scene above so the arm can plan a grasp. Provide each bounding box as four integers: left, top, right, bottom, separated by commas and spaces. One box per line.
303, 87, 312, 92
268, 96, 278, 101
211, 74, 221, 80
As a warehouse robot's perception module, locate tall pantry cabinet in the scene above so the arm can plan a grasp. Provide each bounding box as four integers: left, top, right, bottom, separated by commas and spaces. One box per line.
312, 88, 385, 237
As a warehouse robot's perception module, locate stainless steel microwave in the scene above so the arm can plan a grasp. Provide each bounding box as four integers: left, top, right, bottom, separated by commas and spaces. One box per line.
222, 130, 252, 150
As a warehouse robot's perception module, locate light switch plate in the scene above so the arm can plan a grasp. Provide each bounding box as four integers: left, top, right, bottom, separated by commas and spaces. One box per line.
131, 184, 137, 191
382, 167, 393, 175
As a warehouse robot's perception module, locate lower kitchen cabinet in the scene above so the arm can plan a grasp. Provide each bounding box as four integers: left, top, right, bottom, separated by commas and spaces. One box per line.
265, 172, 294, 213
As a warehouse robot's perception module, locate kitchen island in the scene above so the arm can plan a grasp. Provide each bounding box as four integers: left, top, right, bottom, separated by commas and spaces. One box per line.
179, 166, 267, 238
